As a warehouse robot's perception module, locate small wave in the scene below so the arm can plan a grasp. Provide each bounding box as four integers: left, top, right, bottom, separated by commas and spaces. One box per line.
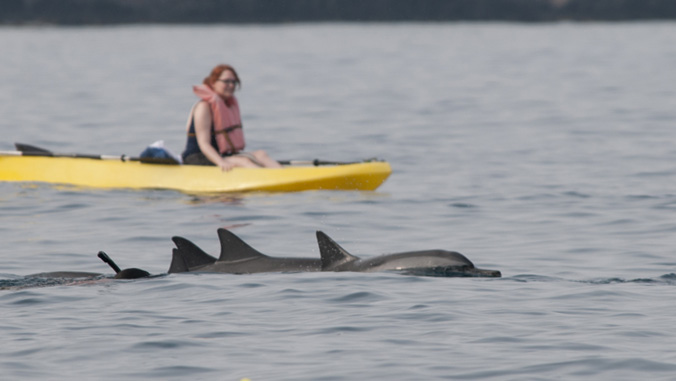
507, 273, 676, 285
625, 194, 661, 200
195, 331, 249, 339
328, 291, 384, 303
0, 277, 98, 291
654, 198, 676, 210
131, 340, 200, 350
584, 273, 676, 285
562, 191, 591, 198
508, 274, 565, 283
238, 282, 266, 288
449, 202, 478, 209
315, 326, 372, 334
131, 365, 215, 378
634, 169, 676, 178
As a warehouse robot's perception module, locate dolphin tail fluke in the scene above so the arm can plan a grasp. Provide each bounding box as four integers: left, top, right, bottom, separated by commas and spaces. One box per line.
217, 228, 269, 262
170, 236, 218, 273
316, 231, 360, 270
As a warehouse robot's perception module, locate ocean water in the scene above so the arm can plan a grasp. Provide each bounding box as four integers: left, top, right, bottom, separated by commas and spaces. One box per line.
1, 22, 676, 380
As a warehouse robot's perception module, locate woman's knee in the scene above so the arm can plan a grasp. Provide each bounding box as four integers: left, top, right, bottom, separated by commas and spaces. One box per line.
252, 149, 270, 159
228, 156, 258, 168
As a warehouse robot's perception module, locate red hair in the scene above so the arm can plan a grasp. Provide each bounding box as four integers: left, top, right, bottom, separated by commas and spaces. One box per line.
203, 64, 241, 90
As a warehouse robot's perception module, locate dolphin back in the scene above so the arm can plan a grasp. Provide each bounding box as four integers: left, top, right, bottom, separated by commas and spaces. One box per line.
316, 232, 501, 277
25, 271, 103, 279
114, 268, 151, 279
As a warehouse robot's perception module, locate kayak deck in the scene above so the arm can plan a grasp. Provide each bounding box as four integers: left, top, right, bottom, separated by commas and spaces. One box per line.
0, 156, 391, 193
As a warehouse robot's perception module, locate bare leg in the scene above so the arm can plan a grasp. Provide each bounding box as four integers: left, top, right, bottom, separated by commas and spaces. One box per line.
250, 150, 282, 168
222, 155, 261, 169
224, 150, 282, 169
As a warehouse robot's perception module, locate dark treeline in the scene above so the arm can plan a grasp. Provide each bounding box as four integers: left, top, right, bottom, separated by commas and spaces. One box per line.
2, 0, 676, 25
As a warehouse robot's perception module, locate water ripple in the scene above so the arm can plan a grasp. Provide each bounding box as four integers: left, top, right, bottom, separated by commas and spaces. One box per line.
328, 291, 385, 303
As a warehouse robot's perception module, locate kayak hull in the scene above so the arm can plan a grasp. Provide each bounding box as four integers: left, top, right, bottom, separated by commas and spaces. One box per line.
0, 156, 391, 193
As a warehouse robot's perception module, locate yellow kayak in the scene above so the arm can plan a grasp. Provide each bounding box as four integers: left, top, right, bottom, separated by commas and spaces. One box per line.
0, 155, 391, 193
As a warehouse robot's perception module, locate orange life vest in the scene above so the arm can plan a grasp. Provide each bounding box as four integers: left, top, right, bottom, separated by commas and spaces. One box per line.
193, 84, 246, 154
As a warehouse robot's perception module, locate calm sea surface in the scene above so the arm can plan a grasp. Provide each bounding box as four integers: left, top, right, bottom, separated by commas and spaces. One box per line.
1, 23, 676, 380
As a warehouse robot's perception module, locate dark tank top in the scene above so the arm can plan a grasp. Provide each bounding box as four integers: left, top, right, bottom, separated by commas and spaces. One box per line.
181, 117, 218, 161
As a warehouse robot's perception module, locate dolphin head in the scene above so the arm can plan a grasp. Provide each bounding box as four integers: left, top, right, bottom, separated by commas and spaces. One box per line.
401, 265, 501, 277
385, 250, 500, 277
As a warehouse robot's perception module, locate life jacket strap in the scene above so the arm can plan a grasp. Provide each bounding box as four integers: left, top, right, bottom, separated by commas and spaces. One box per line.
215, 124, 242, 135
215, 124, 242, 153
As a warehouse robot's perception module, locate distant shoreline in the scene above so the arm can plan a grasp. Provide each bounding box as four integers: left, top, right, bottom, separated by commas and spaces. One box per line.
2, 0, 676, 25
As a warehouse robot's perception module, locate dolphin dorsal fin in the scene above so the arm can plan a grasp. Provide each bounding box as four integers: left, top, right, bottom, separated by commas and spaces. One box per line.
170, 236, 217, 273
316, 231, 359, 270
168, 248, 190, 273
217, 228, 268, 262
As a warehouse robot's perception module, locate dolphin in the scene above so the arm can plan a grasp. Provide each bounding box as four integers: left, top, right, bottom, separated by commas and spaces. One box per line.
168, 229, 321, 274
25, 252, 150, 280
1, 252, 151, 290
317, 231, 501, 277
169, 228, 500, 277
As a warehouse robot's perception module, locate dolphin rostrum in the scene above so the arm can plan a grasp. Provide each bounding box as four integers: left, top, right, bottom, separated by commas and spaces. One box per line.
317, 231, 501, 277
169, 228, 500, 277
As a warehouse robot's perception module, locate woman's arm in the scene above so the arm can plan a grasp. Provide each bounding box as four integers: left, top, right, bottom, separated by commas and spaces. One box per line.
193, 101, 234, 171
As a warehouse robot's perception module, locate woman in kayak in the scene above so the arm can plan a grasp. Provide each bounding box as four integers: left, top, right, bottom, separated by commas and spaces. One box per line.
181, 64, 281, 171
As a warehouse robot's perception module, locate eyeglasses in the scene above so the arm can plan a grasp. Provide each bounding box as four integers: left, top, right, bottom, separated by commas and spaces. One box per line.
218, 79, 238, 86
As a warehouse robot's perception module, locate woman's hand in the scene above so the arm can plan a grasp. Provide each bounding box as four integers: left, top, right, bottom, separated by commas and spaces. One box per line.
218, 158, 236, 172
